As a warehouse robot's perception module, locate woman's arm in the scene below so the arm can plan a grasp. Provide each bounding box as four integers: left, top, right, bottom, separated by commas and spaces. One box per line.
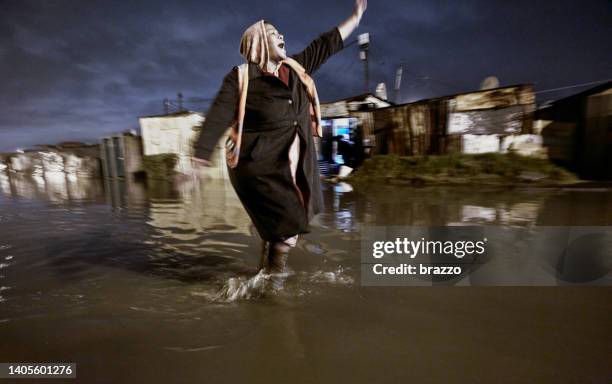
338, 0, 367, 41
193, 68, 239, 161
291, 0, 367, 74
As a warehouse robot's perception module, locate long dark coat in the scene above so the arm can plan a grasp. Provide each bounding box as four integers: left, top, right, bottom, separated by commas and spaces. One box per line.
194, 27, 344, 241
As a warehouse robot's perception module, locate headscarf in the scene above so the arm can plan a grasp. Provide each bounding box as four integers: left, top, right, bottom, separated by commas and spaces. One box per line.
240, 20, 276, 74
238, 19, 322, 138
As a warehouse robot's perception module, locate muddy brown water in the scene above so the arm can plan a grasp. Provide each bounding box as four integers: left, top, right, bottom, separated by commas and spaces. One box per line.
0, 173, 610, 383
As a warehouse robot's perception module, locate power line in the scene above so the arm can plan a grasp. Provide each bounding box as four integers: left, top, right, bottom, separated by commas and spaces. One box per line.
375, 52, 465, 92
535, 79, 610, 94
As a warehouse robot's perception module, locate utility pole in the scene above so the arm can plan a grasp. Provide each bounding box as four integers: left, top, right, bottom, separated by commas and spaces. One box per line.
394, 64, 403, 103
358, 33, 370, 93
163, 98, 169, 115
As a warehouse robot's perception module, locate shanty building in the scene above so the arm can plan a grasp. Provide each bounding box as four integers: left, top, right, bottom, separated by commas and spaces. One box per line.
100, 132, 143, 180
536, 81, 611, 180
370, 84, 537, 157
319, 93, 391, 173
39, 142, 102, 178
3, 142, 101, 178
318, 84, 539, 173
139, 111, 229, 180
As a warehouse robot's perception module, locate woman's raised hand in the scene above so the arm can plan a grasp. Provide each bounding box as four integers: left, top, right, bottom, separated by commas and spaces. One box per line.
355, 0, 367, 18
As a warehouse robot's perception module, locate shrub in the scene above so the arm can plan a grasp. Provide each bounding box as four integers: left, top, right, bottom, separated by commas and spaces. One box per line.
350, 153, 577, 185
143, 153, 178, 180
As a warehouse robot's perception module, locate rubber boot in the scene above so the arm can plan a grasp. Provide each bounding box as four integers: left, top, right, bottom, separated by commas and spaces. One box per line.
259, 240, 270, 272
268, 242, 290, 273
266, 241, 291, 291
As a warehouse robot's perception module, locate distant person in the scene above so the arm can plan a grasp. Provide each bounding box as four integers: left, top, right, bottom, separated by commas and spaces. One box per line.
335, 134, 355, 168
192, 0, 367, 288
352, 122, 366, 167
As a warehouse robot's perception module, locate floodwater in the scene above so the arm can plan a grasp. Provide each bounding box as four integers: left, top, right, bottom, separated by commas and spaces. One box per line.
0, 172, 610, 383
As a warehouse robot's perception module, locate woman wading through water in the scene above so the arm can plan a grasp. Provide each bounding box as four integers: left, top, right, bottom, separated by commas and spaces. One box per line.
193, 0, 367, 289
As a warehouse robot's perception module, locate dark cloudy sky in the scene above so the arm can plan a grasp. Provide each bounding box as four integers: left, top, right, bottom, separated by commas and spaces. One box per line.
1, 0, 610, 152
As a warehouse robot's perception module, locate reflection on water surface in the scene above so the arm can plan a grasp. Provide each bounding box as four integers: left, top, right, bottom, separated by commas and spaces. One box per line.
0, 173, 610, 383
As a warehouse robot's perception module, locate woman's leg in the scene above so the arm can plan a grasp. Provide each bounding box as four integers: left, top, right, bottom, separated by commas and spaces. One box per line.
260, 133, 302, 277
259, 240, 270, 271
266, 235, 298, 290
263, 234, 298, 273
263, 132, 302, 273
288, 133, 305, 206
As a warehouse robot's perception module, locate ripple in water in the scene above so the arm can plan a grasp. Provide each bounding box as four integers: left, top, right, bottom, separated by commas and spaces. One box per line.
305, 266, 354, 284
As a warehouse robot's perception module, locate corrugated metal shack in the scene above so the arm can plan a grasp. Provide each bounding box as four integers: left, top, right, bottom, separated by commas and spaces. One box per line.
371, 84, 535, 156
100, 132, 144, 180
319, 94, 391, 172
320, 93, 391, 138
319, 84, 536, 165
39, 142, 102, 178
139, 111, 204, 175
536, 81, 611, 180
1, 142, 102, 178
140, 110, 230, 180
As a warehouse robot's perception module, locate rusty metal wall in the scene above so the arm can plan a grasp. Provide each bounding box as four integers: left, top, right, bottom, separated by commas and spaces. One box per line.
448, 85, 535, 135
582, 91, 612, 179
351, 111, 375, 143
370, 85, 535, 157
371, 99, 449, 156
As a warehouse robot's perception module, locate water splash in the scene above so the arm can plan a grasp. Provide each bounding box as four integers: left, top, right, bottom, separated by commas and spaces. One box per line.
192, 266, 355, 303
306, 266, 354, 284
210, 270, 274, 302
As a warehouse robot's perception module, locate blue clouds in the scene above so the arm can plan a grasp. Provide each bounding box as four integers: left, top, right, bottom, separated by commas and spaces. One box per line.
0, 0, 610, 151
